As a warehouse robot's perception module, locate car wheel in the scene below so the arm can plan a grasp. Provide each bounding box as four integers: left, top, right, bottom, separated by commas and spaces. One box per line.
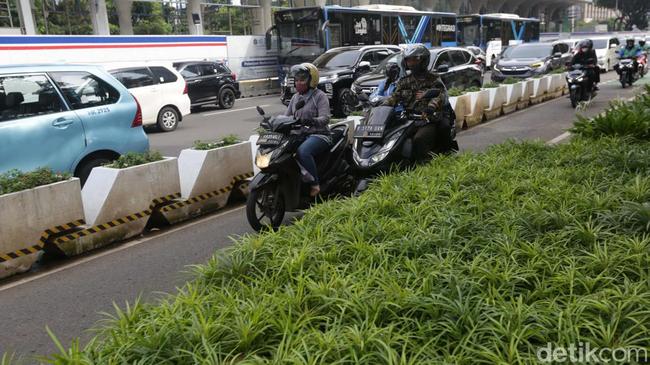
157, 106, 179, 132
334, 87, 355, 117
76, 157, 113, 187
219, 88, 236, 109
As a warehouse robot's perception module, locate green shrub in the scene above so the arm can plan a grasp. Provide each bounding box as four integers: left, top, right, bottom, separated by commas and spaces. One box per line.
447, 87, 464, 96
482, 82, 500, 88
551, 67, 567, 74
193, 135, 241, 150
571, 86, 650, 140
43, 135, 650, 364
0, 168, 70, 195
502, 77, 521, 84
104, 151, 164, 169
463, 86, 481, 92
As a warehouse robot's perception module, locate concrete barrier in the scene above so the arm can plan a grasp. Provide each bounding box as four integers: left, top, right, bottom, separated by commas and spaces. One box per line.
548, 74, 565, 99
483, 86, 506, 120
55, 158, 181, 256
503, 83, 523, 114
464, 89, 489, 128
452, 94, 471, 128
239, 78, 280, 98
0, 179, 84, 279
161, 142, 254, 225
517, 80, 534, 110
530, 76, 550, 105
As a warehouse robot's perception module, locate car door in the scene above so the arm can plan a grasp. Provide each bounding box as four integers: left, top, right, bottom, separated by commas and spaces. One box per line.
0, 73, 85, 174
179, 64, 204, 104
432, 51, 454, 88
549, 44, 563, 70
214, 63, 234, 94
111, 67, 158, 125
449, 50, 475, 88
356, 51, 376, 78
198, 63, 220, 103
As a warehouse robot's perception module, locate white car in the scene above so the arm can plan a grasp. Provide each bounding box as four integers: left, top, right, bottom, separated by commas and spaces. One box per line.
106, 63, 191, 132
589, 36, 620, 73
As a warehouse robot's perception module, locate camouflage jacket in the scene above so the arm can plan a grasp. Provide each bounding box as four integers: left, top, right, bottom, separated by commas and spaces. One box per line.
384, 72, 448, 114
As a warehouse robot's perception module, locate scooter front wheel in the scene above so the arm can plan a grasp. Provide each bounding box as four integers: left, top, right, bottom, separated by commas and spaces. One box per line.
246, 184, 285, 232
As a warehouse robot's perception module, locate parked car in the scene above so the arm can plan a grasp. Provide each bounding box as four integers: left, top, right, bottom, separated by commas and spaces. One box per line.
491, 42, 573, 82
106, 63, 190, 132
173, 61, 240, 110
465, 45, 487, 73
0, 64, 149, 185
352, 47, 483, 97
281, 45, 401, 116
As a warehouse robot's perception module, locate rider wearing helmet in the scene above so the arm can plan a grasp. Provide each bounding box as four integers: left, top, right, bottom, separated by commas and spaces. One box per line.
285, 63, 331, 197
617, 37, 642, 74
370, 61, 401, 98
571, 39, 600, 90
383, 44, 452, 161
639, 39, 650, 53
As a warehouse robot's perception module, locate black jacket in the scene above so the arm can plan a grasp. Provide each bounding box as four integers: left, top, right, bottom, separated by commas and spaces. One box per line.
571, 49, 597, 66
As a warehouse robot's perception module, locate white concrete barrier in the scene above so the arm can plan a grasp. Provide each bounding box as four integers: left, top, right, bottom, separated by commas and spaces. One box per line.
530, 76, 550, 104
452, 94, 471, 128
464, 89, 490, 128
503, 83, 523, 114
0, 179, 84, 279
56, 158, 181, 256
161, 142, 254, 224
483, 86, 507, 120
518, 80, 534, 110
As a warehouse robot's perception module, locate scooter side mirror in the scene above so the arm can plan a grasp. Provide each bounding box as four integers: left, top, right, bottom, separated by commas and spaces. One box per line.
256, 106, 265, 116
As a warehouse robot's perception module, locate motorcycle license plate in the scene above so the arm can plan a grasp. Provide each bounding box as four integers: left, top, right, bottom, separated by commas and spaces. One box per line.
354, 125, 385, 139
257, 132, 283, 146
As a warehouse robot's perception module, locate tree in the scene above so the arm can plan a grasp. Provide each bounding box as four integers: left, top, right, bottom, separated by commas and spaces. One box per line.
132, 2, 172, 35
595, 0, 648, 30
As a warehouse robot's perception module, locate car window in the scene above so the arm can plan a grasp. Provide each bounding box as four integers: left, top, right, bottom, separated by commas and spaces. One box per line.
450, 50, 469, 66
0, 74, 65, 122
374, 50, 392, 65
149, 66, 178, 84
215, 64, 230, 74
180, 65, 200, 78
434, 51, 451, 68
199, 64, 216, 76
111, 68, 155, 89
49, 72, 120, 110
360, 52, 374, 65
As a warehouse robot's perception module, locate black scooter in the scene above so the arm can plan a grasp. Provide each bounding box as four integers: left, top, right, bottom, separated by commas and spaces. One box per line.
616, 57, 641, 88
246, 102, 354, 231
352, 89, 458, 194
566, 64, 597, 108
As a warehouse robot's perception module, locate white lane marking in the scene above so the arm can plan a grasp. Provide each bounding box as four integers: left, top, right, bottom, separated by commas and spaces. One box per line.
204, 105, 270, 117
547, 131, 572, 145
0, 206, 246, 293
239, 93, 281, 101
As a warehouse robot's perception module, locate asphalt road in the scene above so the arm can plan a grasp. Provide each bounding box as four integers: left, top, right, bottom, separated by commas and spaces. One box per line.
0, 70, 646, 363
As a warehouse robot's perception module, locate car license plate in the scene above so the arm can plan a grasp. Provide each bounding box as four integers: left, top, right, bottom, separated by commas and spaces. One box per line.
257, 132, 283, 146
354, 125, 385, 139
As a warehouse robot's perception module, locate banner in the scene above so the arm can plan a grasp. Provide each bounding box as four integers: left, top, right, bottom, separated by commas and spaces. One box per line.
226, 35, 278, 81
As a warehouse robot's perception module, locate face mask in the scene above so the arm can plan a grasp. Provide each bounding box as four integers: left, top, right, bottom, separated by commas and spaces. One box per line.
295, 81, 309, 94
581, 48, 588, 53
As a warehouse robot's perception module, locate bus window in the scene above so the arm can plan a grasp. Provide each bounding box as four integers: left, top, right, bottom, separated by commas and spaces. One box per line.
399, 15, 420, 44
457, 16, 480, 47
329, 12, 380, 46
437, 16, 456, 46
483, 18, 502, 44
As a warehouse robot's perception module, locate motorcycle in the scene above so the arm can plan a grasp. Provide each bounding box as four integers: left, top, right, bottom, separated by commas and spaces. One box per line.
616, 57, 641, 88
246, 102, 354, 231
566, 64, 598, 108
351, 89, 459, 194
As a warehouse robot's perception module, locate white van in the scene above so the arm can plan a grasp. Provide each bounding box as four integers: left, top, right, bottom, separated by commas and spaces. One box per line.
106, 63, 191, 132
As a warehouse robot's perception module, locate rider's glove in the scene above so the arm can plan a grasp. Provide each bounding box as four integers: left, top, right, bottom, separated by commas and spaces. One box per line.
301, 118, 315, 127
414, 119, 428, 127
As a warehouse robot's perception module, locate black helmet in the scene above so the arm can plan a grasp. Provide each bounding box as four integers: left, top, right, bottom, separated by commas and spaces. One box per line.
401, 44, 430, 75
578, 39, 593, 50
640, 39, 646, 47
626, 37, 635, 47
386, 61, 400, 81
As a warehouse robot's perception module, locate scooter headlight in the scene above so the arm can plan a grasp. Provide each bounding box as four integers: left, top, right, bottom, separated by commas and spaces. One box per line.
256, 151, 271, 168
368, 130, 403, 165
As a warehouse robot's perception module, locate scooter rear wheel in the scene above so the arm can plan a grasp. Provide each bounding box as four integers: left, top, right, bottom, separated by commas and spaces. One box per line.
246, 184, 285, 232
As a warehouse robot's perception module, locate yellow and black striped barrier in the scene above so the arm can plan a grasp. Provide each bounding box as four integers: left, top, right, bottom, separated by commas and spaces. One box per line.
161, 172, 253, 213
0, 219, 86, 263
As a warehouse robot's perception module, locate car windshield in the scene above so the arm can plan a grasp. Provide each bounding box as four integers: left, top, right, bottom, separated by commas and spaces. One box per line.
313, 50, 361, 69
372, 53, 402, 75
591, 39, 609, 49
502, 45, 551, 59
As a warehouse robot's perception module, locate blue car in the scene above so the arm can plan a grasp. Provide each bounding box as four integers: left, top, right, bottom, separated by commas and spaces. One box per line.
0, 64, 149, 185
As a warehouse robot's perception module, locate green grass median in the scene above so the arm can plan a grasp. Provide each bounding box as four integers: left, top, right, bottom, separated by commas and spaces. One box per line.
38, 88, 650, 364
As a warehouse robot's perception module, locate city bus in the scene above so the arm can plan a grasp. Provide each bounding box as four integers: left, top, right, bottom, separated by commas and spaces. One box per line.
266, 5, 457, 79
456, 13, 540, 67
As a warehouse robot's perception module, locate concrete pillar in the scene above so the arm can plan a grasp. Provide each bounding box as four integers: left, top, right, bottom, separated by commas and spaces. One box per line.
468, 0, 486, 14
116, 0, 133, 35
90, 0, 111, 35
315, 0, 326, 6
485, 0, 502, 13
16, 0, 36, 35
449, 0, 463, 14
515, 1, 533, 18
186, 0, 203, 35
252, 0, 272, 35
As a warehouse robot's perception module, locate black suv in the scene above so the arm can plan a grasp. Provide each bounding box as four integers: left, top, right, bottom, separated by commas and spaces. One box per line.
281, 45, 401, 116
352, 47, 483, 97
173, 61, 240, 110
